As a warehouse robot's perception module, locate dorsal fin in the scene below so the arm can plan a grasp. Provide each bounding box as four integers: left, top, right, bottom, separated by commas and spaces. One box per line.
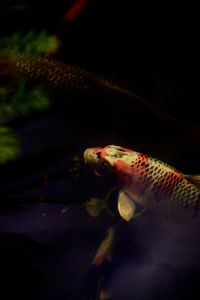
184, 175, 200, 188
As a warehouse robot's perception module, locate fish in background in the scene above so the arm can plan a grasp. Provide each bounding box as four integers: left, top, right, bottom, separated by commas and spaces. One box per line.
0, 50, 199, 175
0, 50, 199, 146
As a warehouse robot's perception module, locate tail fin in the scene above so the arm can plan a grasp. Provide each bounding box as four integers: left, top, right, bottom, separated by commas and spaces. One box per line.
184, 175, 200, 188
93, 226, 115, 267
0, 51, 20, 94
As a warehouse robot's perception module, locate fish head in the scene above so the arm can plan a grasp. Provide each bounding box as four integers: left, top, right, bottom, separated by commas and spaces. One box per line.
84, 145, 136, 180
84, 146, 113, 178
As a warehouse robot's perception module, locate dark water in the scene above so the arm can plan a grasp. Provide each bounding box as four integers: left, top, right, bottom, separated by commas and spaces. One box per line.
0, 1, 200, 299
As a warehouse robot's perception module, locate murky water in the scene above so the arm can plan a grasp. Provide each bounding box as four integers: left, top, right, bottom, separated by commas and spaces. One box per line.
0, 1, 200, 299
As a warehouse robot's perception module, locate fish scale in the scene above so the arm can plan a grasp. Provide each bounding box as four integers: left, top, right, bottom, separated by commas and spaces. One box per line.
0, 51, 180, 124
12, 52, 137, 100
15, 53, 92, 94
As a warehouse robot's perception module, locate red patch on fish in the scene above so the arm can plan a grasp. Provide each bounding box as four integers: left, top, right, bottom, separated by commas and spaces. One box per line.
113, 159, 132, 173
113, 159, 133, 187
92, 147, 107, 159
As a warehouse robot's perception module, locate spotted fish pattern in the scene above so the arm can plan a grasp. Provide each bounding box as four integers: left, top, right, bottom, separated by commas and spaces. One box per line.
14, 53, 95, 95
84, 145, 200, 218
0, 51, 172, 122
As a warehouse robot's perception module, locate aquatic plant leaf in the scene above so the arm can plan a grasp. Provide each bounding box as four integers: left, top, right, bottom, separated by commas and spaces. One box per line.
0, 126, 21, 163
0, 30, 60, 55
0, 30, 58, 121
25, 86, 50, 111
0, 80, 50, 121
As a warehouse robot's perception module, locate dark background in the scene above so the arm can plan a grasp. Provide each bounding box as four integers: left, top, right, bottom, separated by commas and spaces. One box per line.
0, 1, 200, 299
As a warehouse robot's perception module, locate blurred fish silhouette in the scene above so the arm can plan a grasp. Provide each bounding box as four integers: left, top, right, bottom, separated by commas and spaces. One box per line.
0, 51, 199, 203
0, 50, 199, 146
0, 51, 177, 122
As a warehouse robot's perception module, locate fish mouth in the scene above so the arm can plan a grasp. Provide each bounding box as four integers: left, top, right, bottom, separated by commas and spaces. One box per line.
83, 148, 97, 164
84, 148, 102, 177
84, 148, 115, 180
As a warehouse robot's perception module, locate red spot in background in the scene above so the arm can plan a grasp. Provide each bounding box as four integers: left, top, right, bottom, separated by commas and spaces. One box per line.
64, 0, 88, 22
93, 254, 105, 267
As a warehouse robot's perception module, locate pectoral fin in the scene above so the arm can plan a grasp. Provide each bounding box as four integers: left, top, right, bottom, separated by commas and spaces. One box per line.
117, 191, 136, 222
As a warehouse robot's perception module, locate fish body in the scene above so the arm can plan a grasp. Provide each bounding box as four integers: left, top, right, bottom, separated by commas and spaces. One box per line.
12, 52, 96, 95
84, 145, 200, 219
1, 51, 200, 145
0, 52, 135, 96
0, 51, 177, 123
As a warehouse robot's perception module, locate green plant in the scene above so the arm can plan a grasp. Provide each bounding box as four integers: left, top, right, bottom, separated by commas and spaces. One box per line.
0, 30, 59, 163
0, 126, 21, 163
0, 30, 59, 55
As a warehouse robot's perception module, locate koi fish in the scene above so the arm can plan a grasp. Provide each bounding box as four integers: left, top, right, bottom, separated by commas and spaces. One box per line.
0, 51, 182, 123
84, 145, 200, 221
0, 51, 143, 97
1, 51, 199, 144
85, 145, 200, 299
